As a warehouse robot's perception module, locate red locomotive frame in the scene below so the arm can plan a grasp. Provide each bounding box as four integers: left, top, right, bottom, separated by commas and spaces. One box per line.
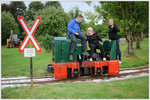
50, 60, 119, 79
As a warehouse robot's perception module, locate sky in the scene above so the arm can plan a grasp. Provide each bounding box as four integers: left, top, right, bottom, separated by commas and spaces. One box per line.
1, 1, 102, 24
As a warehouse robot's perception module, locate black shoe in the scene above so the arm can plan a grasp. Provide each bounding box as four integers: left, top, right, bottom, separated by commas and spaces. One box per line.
82, 51, 89, 56
69, 55, 73, 60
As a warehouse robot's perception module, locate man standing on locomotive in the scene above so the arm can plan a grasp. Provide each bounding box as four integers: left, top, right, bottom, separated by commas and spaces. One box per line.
67, 15, 89, 60
108, 19, 122, 63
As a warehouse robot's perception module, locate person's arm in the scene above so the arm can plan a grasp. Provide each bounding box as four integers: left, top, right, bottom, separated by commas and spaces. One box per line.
87, 36, 93, 42
86, 35, 88, 42
96, 34, 103, 42
108, 27, 111, 41
67, 20, 76, 34
108, 26, 114, 33
113, 23, 120, 32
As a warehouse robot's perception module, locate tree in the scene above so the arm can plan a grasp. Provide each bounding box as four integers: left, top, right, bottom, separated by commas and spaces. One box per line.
26, 1, 44, 22
9, 1, 26, 21
133, 2, 148, 49
2, 11, 19, 45
29, 1, 44, 12
84, 11, 104, 35
9, 1, 26, 37
24, 1, 44, 22
45, 1, 62, 8
2, 3, 11, 12
24, 9, 34, 21
84, 11, 99, 27
27, 7, 70, 38
95, 1, 148, 55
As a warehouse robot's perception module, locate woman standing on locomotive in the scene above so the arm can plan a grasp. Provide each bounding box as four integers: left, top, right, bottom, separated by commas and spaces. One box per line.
108, 19, 122, 63
86, 27, 105, 61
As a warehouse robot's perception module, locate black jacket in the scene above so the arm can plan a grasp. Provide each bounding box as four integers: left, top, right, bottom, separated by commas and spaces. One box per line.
87, 33, 102, 44
108, 23, 120, 40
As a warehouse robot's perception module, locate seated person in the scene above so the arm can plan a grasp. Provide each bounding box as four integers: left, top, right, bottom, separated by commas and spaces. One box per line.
86, 27, 105, 61
67, 15, 89, 60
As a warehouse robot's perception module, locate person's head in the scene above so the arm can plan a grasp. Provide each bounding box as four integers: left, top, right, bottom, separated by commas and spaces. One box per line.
108, 19, 114, 26
76, 15, 83, 23
87, 27, 94, 35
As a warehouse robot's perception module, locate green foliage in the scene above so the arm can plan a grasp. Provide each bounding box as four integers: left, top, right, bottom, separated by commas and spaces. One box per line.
2, 11, 19, 45
25, 2, 44, 22
9, 1, 27, 37
85, 1, 92, 6
29, 7, 70, 37
24, 9, 34, 21
9, 1, 26, 20
2, 3, 11, 12
38, 34, 53, 52
94, 1, 149, 54
95, 1, 148, 37
29, 1, 44, 12
84, 11, 109, 37
84, 11, 99, 26
45, 1, 62, 8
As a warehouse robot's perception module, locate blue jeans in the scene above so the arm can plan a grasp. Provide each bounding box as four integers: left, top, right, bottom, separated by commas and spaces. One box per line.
116, 39, 121, 61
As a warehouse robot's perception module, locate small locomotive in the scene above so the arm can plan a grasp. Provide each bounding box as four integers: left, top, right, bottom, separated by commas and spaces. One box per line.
47, 37, 119, 79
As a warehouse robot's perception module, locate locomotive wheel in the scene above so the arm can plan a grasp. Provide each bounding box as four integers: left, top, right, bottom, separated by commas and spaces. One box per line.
96, 67, 101, 76
67, 68, 72, 78
47, 64, 54, 73
73, 69, 79, 78
91, 67, 94, 76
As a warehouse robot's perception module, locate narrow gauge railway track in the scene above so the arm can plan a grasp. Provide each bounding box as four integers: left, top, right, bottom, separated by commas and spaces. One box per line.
1, 65, 149, 88
2, 64, 148, 82
1, 76, 53, 82
119, 64, 149, 71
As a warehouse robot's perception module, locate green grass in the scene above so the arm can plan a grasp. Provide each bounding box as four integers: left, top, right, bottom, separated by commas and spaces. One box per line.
1, 76, 149, 99
1, 38, 149, 77
119, 38, 149, 68
1, 44, 52, 77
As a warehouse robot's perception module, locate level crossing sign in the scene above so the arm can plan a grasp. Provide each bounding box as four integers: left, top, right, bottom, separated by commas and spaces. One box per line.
18, 16, 41, 53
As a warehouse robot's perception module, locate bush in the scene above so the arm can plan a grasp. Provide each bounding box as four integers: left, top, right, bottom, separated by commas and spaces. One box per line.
2, 11, 19, 45
38, 34, 53, 52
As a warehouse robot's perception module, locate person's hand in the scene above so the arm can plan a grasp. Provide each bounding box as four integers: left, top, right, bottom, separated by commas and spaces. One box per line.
102, 40, 105, 42
111, 25, 114, 28
109, 40, 111, 42
75, 32, 79, 35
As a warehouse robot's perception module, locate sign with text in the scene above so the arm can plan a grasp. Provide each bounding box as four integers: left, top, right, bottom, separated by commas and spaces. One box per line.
24, 48, 35, 57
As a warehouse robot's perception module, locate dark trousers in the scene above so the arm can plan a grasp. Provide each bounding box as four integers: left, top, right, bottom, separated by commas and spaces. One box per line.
69, 33, 87, 54
89, 43, 104, 59
116, 39, 121, 61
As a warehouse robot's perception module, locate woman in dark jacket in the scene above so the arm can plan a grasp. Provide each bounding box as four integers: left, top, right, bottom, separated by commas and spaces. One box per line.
86, 27, 105, 61
108, 19, 121, 63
